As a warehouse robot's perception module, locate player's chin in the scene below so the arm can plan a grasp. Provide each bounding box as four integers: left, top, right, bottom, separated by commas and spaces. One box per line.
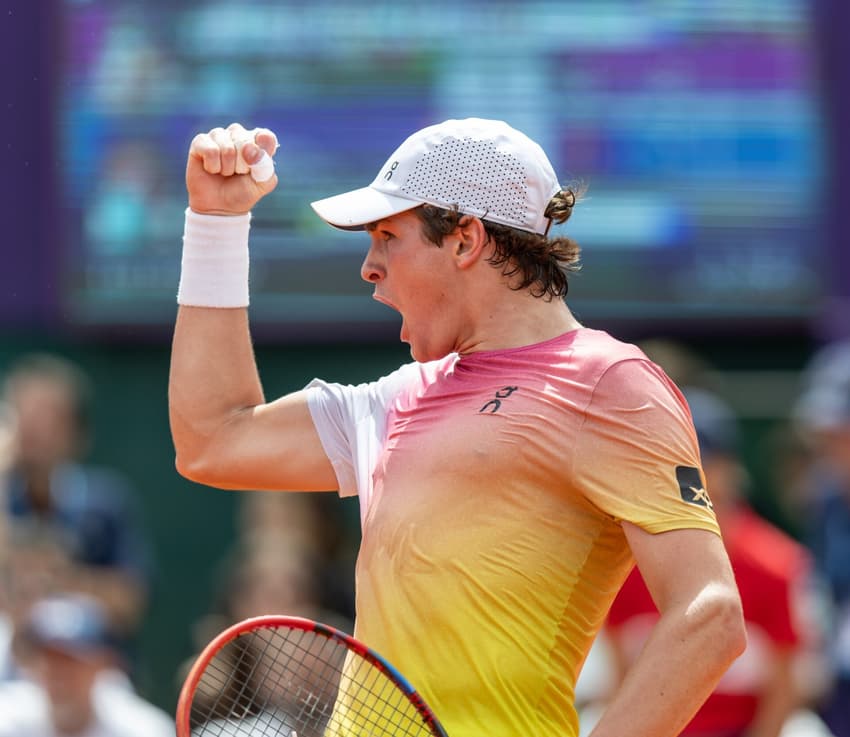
405, 339, 426, 364
407, 337, 453, 364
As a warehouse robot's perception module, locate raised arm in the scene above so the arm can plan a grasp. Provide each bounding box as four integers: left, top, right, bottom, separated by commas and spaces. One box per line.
169, 123, 337, 492
589, 524, 747, 737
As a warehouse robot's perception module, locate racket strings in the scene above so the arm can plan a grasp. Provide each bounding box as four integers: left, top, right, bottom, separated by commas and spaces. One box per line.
329, 654, 427, 737
189, 624, 437, 736
193, 628, 342, 735
210, 637, 272, 721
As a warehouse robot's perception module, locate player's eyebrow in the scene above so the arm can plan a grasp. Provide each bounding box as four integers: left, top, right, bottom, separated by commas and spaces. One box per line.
365, 219, 398, 235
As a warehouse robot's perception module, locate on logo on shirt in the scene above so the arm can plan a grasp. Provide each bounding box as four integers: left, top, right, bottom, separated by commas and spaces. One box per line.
479, 386, 519, 414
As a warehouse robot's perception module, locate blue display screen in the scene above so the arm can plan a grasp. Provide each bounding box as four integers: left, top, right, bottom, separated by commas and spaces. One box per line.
59, 1, 823, 337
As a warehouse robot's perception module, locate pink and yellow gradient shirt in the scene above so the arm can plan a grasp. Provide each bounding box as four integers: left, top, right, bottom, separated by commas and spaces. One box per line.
306, 328, 718, 737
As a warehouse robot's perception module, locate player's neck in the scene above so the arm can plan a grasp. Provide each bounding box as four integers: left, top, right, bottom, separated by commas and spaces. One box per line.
457, 291, 581, 355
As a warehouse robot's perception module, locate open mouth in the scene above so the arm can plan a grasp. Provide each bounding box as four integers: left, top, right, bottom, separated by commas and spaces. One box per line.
373, 293, 408, 343
373, 293, 400, 313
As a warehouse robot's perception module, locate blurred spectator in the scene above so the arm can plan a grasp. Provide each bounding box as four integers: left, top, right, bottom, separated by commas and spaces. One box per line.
0, 400, 14, 679
236, 491, 327, 555
179, 493, 354, 695
602, 350, 829, 737
236, 491, 357, 620
757, 422, 817, 542
211, 495, 354, 635
794, 341, 850, 737
214, 534, 329, 626
0, 594, 172, 737
0, 354, 151, 648
634, 338, 722, 394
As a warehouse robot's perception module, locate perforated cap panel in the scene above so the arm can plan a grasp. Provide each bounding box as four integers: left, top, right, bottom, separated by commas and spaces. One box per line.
311, 118, 562, 234
400, 136, 529, 225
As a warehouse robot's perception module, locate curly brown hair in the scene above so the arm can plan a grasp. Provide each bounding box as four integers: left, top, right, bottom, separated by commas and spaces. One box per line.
414, 188, 582, 300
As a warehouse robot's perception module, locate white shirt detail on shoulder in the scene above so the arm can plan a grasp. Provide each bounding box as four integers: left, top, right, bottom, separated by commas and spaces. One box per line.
305, 358, 456, 526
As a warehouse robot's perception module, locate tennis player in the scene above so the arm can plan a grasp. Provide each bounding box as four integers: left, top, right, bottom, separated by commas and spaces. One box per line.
169, 119, 746, 737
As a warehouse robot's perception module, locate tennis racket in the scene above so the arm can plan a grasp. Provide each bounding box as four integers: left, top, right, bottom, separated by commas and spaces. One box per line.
176, 615, 449, 737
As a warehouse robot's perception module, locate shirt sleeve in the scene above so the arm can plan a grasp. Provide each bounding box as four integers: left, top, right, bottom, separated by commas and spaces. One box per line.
304, 363, 420, 505
573, 358, 720, 535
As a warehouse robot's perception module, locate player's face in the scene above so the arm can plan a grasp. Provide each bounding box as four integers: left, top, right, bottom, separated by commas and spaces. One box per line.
361, 210, 462, 362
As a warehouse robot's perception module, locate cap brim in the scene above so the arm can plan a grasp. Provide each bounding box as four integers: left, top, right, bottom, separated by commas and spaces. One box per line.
310, 186, 422, 231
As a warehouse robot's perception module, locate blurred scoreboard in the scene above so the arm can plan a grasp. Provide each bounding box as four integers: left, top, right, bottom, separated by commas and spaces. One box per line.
59, 0, 822, 337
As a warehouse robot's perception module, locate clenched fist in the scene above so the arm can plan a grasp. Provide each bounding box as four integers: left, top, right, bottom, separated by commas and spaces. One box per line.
186, 123, 279, 215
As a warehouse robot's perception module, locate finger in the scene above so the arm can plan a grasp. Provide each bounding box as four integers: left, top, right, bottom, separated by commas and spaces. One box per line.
226, 121, 250, 138
210, 127, 238, 177
246, 127, 279, 182
189, 132, 221, 175
251, 150, 275, 183
227, 123, 254, 175
253, 127, 279, 158
236, 140, 275, 183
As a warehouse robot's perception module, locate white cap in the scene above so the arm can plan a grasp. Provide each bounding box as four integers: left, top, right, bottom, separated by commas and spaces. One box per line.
311, 118, 562, 235
793, 340, 850, 432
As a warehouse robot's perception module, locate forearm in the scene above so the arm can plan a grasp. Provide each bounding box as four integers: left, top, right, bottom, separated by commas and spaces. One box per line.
169, 223, 336, 491
167, 126, 337, 490
589, 591, 745, 737
169, 209, 266, 472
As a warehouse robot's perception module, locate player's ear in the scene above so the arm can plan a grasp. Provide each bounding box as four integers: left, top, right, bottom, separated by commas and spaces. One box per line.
451, 216, 488, 270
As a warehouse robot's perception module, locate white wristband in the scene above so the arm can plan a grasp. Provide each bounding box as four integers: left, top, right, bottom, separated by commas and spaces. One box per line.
177, 208, 251, 307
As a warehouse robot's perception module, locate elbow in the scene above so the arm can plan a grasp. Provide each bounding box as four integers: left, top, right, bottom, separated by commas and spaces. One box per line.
174, 448, 229, 489
709, 587, 748, 664
175, 451, 211, 485
171, 410, 255, 490
172, 421, 233, 488
729, 602, 748, 661
175, 451, 196, 482
680, 580, 747, 671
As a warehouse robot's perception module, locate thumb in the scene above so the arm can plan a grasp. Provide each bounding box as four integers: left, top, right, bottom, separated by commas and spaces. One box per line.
241, 142, 276, 184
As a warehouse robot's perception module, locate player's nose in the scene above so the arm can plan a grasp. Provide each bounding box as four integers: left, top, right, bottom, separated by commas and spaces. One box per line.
360, 244, 385, 283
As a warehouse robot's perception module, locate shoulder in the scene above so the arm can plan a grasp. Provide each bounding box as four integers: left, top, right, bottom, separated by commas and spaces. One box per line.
572, 330, 673, 394
379, 354, 456, 395
306, 354, 457, 411
572, 330, 685, 410
572, 328, 647, 361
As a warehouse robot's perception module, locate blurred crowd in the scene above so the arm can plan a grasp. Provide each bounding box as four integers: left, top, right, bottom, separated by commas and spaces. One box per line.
0, 352, 355, 735
1, 340, 850, 737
